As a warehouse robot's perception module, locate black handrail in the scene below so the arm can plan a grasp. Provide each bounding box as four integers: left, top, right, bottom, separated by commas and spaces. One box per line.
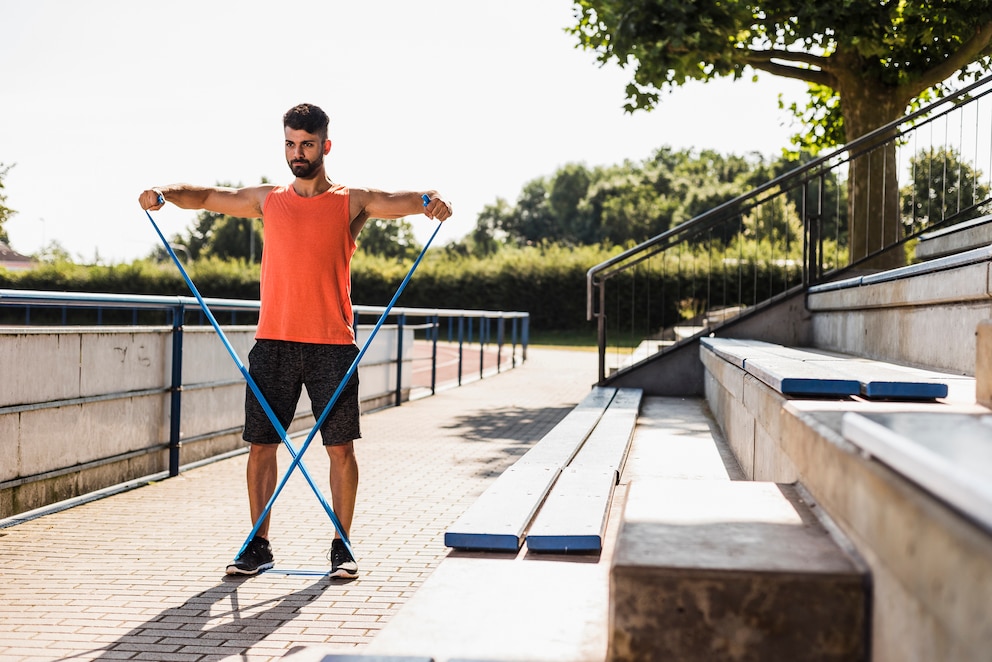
586, 73, 992, 384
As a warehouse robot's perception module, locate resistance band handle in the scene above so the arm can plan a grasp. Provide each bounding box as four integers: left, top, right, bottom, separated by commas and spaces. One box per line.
422, 194, 430, 206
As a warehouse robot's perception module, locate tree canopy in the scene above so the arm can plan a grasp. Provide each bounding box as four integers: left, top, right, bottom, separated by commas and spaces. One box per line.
569, 1, 992, 148
569, 1, 992, 266
467, 147, 777, 251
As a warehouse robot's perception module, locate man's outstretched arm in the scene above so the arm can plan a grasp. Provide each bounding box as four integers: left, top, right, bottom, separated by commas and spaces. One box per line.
352, 188, 453, 222
138, 184, 271, 218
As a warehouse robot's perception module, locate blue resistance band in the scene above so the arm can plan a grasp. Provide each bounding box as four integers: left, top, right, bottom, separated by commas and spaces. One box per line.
145, 194, 440, 568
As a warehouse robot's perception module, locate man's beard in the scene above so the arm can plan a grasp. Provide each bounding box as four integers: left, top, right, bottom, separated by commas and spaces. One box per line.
289, 153, 323, 178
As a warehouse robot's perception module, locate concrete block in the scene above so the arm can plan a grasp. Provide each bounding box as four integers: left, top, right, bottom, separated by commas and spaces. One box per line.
73, 397, 147, 462
978, 320, 992, 408
745, 377, 799, 483
753, 423, 799, 484
783, 401, 992, 660
18, 404, 83, 474
181, 327, 245, 384
812, 302, 991, 376
79, 329, 168, 395
610, 480, 868, 662
179, 383, 244, 438
0, 412, 19, 482
726, 377, 760, 478
701, 346, 745, 402
0, 331, 81, 406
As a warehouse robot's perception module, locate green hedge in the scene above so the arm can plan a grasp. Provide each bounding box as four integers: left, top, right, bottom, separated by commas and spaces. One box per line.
0, 243, 800, 333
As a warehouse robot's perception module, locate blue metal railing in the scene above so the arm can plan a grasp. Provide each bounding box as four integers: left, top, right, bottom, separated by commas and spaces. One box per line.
0, 289, 529, 478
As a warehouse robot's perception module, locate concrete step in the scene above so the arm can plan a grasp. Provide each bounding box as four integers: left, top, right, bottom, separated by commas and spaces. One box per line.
610, 479, 869, 662
317, 396, 732, 662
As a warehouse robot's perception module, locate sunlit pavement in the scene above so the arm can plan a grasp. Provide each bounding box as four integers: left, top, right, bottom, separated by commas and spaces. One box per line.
0, 346, 597, 662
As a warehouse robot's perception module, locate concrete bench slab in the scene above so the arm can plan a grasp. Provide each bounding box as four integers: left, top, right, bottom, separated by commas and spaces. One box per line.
808, 358, 949, 399
742, 355, 861, 396
568, 388, 643, 480
443, 465, 559, 551
444, 387, 618, 551
513, 386, 616, 469
702, 337, 952, 400
525, 389, 642, 553
610, 479, 869, 661
701, 338, 858, 396
445, 387, 639, 553
526, 468, 616, 552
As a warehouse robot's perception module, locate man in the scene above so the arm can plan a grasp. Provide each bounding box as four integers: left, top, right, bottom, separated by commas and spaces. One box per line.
139, 103, 452, 578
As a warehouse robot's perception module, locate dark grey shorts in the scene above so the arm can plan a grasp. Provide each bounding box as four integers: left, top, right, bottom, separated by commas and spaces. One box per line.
243, 340, 361, 446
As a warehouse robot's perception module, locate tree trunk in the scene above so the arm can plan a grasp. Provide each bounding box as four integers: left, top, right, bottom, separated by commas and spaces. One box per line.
838, 78, 911, 269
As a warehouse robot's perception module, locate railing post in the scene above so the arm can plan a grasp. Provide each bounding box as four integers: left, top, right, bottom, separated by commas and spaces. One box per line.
597, 279, 607, 385
479, 317, 486, 379
430, 314, 439, 395
521, 315, 528, 362
457, 315, 465, 386
510, 317, 518, 368
168, 304, 185, 477
497, 315, 505, 373
395, 313, 405, 407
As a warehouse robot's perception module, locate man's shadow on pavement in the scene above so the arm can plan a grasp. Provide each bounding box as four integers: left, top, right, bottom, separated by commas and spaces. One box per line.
82, 574, 334, 661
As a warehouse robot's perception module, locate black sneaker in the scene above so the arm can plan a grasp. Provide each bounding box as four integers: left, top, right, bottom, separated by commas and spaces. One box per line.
226, 536, 274, 576
328, 538, 358, 579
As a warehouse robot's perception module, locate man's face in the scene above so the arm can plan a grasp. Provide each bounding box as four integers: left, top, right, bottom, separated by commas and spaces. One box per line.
284, 127, 329, 178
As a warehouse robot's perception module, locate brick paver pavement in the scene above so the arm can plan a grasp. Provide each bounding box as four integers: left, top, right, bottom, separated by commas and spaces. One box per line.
0, 347, 598, 662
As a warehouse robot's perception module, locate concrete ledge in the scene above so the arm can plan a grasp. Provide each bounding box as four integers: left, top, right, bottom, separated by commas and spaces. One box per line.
842, 411, 992, 532
915, 214, 992, 261
610, 480, 868, 662
807, 257, 992, 311
366, 557, 610, 662
702, 335, 992, 658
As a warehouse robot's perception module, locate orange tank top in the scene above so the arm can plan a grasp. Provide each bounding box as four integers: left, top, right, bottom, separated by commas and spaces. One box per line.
256, 184, 356, 344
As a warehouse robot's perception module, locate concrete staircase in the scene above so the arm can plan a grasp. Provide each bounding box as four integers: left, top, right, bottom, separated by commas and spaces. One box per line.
687, 225, 992, 660
282, 223, 992, 661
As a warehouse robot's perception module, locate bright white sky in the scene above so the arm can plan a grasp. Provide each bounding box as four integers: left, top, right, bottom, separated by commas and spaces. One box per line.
1, 0, 807, 263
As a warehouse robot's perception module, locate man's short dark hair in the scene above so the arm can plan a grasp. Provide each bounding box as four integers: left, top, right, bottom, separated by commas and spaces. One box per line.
283, 103, 329, 141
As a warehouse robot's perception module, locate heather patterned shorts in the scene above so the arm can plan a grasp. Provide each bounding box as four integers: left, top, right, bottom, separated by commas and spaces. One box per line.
243, 340, 361, 446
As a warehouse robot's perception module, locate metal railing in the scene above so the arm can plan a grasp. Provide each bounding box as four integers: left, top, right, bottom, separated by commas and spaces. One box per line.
0, 289, 529, 478
587, 74, 992, 384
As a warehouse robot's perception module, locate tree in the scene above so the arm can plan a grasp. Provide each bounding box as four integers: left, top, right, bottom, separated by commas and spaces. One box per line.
469, 147, 771, 250
0, 162, 16, 245
472, 198, 515, 255
356, 218, 422, 261
569, 1, 992, 266
900, 146, 991, 234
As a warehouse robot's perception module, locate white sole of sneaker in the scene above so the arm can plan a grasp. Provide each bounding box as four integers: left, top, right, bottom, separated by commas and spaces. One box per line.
328, 567, 358, 579
225, 561, 274, 576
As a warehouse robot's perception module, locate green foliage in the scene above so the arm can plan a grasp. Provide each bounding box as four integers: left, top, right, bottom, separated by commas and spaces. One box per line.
900, 146, 992, 233
465, 148, 775, 253
356, 218, 423, 260
2, 236, 823, 334
569, 0, 992, 148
